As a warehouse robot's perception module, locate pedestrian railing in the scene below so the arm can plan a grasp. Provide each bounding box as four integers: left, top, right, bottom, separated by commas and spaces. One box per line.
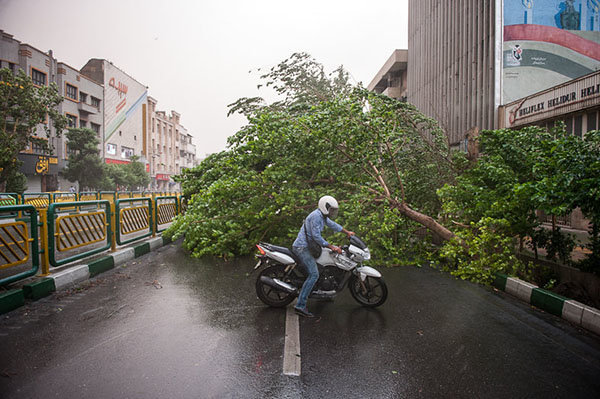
116, 197, 153, 245
0, 205, 40, 286
23, 192, 51, 210
155, 196, 178, 233
48, 200, 112, 267
0, 191, 182, 286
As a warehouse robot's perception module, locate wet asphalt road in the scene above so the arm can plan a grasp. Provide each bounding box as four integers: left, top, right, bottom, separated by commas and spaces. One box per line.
1, 242, 600, 398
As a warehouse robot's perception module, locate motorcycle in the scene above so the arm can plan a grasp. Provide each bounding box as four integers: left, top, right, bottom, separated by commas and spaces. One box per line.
254, 235, 387, 308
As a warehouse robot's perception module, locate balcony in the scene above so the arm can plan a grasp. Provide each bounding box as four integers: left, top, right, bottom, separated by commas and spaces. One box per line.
78, 101, 98, 115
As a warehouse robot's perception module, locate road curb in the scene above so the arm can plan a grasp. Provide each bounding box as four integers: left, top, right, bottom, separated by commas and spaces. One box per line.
0, 235, 173, 315
493, 273, 600, 336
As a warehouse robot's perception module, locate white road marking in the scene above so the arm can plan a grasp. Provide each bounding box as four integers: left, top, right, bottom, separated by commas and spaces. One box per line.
283, 305, 301, 376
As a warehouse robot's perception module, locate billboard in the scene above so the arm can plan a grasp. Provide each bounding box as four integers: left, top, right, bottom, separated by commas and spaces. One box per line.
103, 62, 147, 161
503, 0, 600, 103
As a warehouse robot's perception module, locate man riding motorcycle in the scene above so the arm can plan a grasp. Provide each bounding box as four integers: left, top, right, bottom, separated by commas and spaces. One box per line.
292, 196, 354, 318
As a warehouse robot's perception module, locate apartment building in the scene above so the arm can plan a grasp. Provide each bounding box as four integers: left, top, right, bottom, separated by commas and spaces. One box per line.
146, 97, 195, 191
180, 132, 198, 172
0, 30, 104, 192
56, 61, 104, 190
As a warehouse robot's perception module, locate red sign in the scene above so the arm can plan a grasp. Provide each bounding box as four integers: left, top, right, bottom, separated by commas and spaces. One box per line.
156, 173, 170, 181
105, 158, 130, 165
146, 163, 150, 172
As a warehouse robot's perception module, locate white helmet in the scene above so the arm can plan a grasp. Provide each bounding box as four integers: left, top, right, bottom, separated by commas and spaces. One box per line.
318, 195, 339, 219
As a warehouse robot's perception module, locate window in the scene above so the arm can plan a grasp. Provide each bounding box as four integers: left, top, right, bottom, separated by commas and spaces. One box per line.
106, 143, 117, 155
65, 83, 78, 101
121, 146, 134, 159
79, 120, 87, 128
574, 115, 583, 138
31, 139, 47, 154
66, 113, 78, 128
565, 118, 573, 135
9, 63, 15, 73
79, 92, 88, 103
91, 96, 100, 108
66, 142, 77, 158
91, 122, 100, 134
587, 112, 597, 133
31, 68, 47, 86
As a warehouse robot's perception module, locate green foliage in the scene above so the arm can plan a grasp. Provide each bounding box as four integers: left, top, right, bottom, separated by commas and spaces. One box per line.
528, 227, 577, 265
61, 128, 106, 190
439, 124, 600, 279
0, 68, 67, 189
439, 217, 523, 284
168, 54, 458, 259
103, 156, 150, 191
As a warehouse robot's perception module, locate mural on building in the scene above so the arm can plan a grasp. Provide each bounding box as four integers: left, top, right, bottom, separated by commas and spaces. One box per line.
103, 63, 147, 161
503, 0, 600, 103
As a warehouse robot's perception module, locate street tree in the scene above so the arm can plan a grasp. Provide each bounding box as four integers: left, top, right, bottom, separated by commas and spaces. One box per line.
168, 54, 459, 261
0, 68, 67, 192
61, 128, 106, 190
104, 156, 150, 191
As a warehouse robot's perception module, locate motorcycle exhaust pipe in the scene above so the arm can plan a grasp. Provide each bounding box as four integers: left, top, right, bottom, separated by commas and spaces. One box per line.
260, 276, 298, 294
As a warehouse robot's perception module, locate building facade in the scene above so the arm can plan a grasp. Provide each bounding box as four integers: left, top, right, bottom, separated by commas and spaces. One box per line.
80, 59, 148, 168
2, 30, 200, 193
405, 0, 600, 148
367, 49, 408, 100
407, 0, 501, 147
1, 30, 104, 192
146, 97, 194, 191
56, 62, 104, 191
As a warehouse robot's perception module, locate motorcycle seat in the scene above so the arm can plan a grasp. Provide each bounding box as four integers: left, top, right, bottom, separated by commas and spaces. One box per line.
261, 242, 300, 263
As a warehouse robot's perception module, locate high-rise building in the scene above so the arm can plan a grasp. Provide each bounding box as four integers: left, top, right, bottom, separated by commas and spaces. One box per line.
407, 1, 501, 147
405, 0, 600, 147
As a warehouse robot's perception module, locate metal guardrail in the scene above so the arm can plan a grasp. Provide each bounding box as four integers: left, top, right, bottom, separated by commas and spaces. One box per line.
116, 197, 153, 245
47, 200, 112, 267
22, 192, 51, 210
155, 196, 178, 233
0, 192, 181, 286
0, 205, 40, 286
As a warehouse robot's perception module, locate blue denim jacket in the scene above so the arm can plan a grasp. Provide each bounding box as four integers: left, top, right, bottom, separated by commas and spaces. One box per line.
293, 209, 343, 248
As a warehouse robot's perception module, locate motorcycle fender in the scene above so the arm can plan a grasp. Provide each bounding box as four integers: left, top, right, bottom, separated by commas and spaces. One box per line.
356, 266, 381, 281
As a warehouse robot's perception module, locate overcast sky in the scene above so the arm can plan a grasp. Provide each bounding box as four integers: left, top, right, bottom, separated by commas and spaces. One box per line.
0, 0, 408, 156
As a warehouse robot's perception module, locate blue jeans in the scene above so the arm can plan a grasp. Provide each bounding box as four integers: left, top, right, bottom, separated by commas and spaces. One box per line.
293, 246, 319, 310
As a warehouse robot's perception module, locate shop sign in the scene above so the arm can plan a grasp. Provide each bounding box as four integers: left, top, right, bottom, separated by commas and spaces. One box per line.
156, 173, 170, 181
504, 71, 600, 127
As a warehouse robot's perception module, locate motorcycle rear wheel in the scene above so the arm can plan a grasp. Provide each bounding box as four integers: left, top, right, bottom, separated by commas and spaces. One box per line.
255, 264, 297, 307
349, 275, 388, 307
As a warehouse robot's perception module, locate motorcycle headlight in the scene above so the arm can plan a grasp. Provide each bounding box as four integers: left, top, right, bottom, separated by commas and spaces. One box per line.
362, 249, 371, 261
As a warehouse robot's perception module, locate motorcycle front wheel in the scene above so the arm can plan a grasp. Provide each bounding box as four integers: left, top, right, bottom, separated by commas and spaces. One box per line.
349, 275, 388, 307
255, 264, 297, 308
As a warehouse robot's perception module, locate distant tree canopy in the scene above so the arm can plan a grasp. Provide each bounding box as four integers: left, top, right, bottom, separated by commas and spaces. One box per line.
61, 128, 106, 190
62, 128, 150, 191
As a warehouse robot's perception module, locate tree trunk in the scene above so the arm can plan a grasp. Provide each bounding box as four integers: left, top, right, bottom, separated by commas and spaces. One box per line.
395, 201, 456, 242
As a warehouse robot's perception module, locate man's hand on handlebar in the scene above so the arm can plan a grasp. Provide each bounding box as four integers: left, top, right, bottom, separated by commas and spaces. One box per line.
328, 244, 343, 254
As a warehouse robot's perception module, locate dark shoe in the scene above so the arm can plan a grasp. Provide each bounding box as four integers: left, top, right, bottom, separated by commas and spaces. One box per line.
294, 306, 314, 318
